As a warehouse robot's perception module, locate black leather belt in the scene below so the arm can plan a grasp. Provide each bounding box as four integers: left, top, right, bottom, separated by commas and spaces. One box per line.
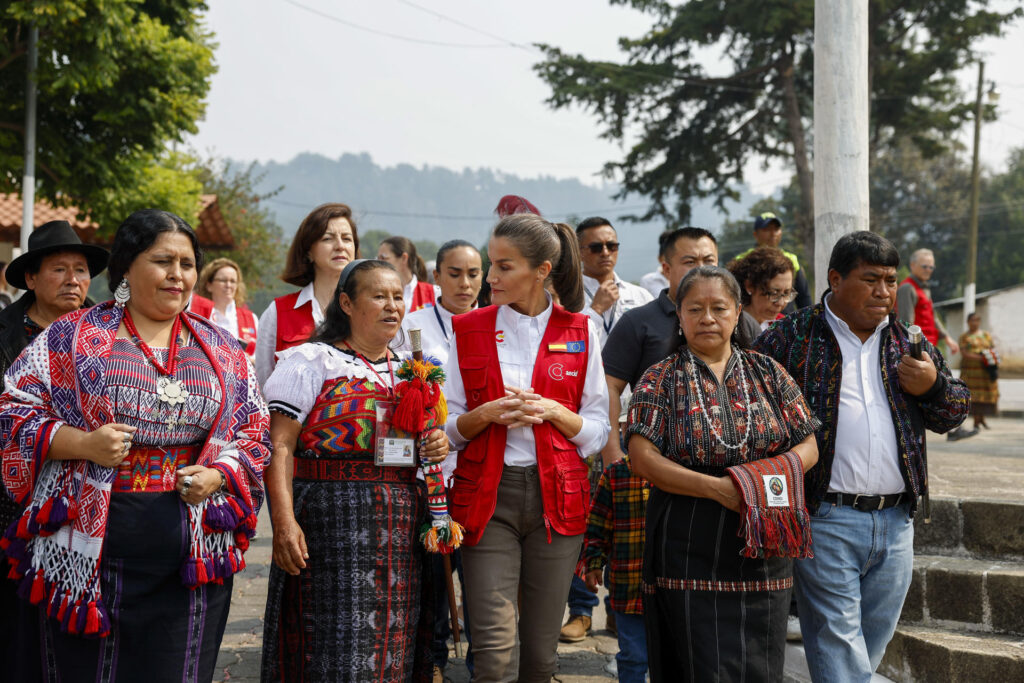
824, 491, 905, 512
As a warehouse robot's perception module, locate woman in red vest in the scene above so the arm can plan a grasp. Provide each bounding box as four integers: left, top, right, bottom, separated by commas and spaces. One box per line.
254, 203, 359, 385
192, 258, 258, 356
377, 235, 438, 313
443, 214, 611, 681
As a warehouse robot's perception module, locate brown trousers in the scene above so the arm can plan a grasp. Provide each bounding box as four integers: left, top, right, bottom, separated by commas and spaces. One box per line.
461, 465, 583, 683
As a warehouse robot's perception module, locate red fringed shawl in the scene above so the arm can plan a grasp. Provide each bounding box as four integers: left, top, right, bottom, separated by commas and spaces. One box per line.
0, 302, 271, 637
726, 450, 813, 559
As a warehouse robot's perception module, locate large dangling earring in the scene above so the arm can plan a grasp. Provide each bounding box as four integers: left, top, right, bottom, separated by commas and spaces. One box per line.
678, 327, 683, 336
114, 279, 131, 308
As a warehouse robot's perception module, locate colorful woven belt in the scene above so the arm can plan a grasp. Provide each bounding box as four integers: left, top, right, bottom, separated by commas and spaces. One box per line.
293, 457, 417, 484
113, 445, 200, 493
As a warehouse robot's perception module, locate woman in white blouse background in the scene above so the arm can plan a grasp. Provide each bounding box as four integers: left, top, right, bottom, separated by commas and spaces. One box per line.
443, 215, 610, 682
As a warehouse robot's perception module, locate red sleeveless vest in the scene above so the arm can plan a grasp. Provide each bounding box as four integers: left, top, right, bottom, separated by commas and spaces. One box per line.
409, 281, 436, 312
190, 296, 258, 355
448, 304, 591, 546
901, 277, 939, 344
275, 291, 316, 352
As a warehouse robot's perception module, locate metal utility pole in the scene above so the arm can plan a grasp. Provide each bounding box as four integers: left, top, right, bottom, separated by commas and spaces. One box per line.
20, 24, 39, 253
964, 60, 985, 318
813, 0, 870, 293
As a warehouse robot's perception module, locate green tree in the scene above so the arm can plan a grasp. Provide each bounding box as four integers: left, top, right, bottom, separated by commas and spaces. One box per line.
194, 159, 287, 313
534, 0, 1020, 260
0, 0, 215, 224
360, 230, 392, 259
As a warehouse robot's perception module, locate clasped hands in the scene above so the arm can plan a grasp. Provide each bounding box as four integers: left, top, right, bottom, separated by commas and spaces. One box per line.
487, 384, 562, 429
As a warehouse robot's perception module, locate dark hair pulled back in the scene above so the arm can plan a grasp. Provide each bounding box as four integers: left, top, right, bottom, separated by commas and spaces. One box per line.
492, 214, 584, 312
669, 266, 750, 356
435, 239, 479, 269
311, 260, 400, 346
108, 209, 203, 293
382, 236, 429, 282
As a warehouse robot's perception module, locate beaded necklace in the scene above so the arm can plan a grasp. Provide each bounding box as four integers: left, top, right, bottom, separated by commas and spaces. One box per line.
123, 309, 189, 429
688, 348, 751, 452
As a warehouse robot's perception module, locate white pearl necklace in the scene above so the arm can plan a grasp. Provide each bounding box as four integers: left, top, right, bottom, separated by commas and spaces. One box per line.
687, 349, 751, 452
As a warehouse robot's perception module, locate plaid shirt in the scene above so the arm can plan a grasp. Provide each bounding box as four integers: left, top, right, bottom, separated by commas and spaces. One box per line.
576, 457, 650, 615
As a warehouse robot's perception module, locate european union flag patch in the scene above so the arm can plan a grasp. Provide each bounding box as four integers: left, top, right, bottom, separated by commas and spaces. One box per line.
548, 341, 586, 353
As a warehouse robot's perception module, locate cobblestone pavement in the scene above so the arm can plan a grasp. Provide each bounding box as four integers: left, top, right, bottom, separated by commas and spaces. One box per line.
215, 416, 1023, 682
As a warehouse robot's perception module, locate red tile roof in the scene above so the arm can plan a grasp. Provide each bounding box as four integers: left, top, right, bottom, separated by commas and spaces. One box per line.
0, 194, 234, 249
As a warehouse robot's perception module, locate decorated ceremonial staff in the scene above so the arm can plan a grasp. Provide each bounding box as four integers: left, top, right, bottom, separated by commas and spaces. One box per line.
391, 328, 465, 656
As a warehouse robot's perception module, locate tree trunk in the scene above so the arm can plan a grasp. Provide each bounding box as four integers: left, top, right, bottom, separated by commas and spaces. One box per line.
779, 50, 815, 261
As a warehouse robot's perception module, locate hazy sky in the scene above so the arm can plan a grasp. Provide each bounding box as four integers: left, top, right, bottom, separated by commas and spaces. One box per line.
189, 1, 1024, 195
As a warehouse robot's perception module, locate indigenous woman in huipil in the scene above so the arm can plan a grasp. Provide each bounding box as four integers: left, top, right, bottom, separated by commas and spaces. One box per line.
0, 210, 271, 682
628, 267, 818, 683
260, 259, 450, 682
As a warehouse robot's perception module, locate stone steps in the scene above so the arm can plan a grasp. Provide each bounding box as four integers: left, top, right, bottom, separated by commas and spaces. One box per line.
882, 496, 1024, 681
901, 554, 1024, 634
879, 625, 1024, 682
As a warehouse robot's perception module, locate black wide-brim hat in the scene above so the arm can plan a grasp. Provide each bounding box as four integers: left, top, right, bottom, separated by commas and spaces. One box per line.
6, 220, 110, 290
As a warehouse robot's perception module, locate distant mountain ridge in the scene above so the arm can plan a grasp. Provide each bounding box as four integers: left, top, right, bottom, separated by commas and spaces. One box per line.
247, 152, 761, 281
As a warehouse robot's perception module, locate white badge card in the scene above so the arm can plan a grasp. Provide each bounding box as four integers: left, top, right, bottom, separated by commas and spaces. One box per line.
763, 474, 790, 507
374, 401, 417, 467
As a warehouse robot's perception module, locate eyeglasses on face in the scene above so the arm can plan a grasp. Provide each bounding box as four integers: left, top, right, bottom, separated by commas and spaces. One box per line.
585, 241, 620, 254
759, 288, 797, 304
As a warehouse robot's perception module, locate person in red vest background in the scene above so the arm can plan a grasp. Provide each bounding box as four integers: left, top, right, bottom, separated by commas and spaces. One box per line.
896, 248, 960, 355
443, 214, 610, 681
254, 203, 359, 385
191, 257, 258, 356
377, 235, 438, 313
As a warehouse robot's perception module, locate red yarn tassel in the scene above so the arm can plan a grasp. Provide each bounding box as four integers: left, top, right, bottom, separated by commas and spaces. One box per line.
392, 378, 426, 432
85, 601, 100, 635
29, 571, 46, 604
57, 591, 70, 622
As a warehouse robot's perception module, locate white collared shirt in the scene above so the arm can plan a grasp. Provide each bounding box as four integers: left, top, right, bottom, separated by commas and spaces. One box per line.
443, 299, 610, 467
639, 269, 669, 299
401, 275, 443, 314
824, 294, 905, 495
582, 273, 654, 348
254, 283, 326, 387
210, 300, 239, 339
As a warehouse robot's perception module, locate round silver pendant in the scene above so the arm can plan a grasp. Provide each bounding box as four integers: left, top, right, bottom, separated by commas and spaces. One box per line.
157, 376, 189, 406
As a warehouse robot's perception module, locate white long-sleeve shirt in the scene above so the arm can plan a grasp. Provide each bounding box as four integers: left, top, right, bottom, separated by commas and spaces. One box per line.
254, 283, 325, 387
581, 273, 654, 348
443, 300, 610, 467
824, 294, 905, 495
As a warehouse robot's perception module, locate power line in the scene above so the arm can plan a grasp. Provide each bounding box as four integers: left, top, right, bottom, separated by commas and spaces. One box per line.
394, 0, 534, 52
283, 0, 510, 49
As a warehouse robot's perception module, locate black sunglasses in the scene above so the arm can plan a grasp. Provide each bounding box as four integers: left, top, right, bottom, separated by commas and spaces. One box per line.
585, 241, 620, 254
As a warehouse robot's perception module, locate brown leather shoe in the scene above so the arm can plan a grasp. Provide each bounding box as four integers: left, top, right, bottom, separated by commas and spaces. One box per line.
432, 665, 444, 683
559, 614, 592, 642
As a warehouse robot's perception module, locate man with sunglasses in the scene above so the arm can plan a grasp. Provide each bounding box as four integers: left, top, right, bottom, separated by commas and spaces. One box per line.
559, 217, 654, 645
736, 212, 812, 312
578, 217, 654, 347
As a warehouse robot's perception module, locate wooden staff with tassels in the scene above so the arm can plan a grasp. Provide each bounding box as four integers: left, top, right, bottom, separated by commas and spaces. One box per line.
392, 329, 464, 658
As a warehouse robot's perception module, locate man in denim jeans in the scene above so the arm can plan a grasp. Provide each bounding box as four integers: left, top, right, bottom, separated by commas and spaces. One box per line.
755, 232, 969, 681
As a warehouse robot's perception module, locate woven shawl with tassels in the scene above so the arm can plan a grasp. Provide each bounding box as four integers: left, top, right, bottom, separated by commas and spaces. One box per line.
726, 450, 813, 559
0, 302, 271, 637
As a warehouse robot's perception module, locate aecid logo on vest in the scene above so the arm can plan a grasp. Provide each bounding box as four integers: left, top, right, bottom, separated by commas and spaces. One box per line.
548, 363, 579, 381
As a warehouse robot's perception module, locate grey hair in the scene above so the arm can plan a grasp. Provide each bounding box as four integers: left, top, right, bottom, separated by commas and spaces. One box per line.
675, 265, 743, 309
910, 248, 934, 265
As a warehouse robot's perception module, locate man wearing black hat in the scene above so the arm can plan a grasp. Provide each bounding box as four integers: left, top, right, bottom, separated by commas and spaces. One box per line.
0, 219, 108, 681
735, 211, 812, 311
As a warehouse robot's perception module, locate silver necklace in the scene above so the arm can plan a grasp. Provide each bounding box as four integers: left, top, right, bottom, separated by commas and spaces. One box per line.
688, 349, 751, 452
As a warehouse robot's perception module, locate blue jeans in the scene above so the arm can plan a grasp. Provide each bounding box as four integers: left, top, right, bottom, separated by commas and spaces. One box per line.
613, 610, 647, 683
430, 550, 473, 675
567, 574, 599, 616
794, 501, 914, 683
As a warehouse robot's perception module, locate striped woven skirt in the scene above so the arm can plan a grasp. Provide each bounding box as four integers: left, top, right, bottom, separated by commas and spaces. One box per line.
38, 491, 233, 683
642, 488, 792, 683
260, 460, 432, 682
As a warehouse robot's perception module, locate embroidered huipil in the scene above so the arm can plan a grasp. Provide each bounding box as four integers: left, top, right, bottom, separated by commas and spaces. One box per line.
754, 303, 971, 512
577, 457, 650, 614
